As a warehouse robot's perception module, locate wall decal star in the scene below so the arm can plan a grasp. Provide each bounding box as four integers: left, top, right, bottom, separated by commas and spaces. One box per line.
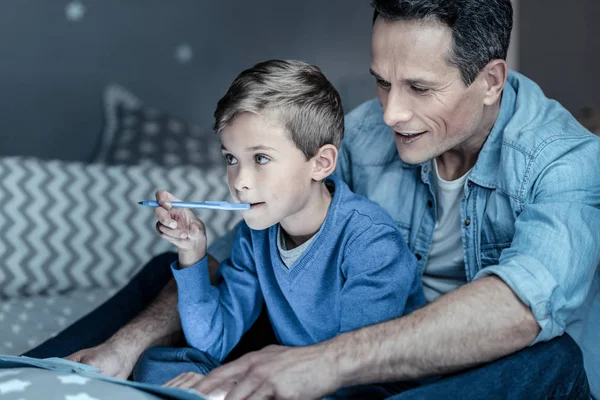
65, 1, 86, 22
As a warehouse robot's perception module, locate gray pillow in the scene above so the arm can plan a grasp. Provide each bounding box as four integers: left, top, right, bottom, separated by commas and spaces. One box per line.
95, 84, 223, 169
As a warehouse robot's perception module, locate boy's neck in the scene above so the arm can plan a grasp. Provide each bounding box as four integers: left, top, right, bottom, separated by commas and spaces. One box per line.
280, 180, 332, 250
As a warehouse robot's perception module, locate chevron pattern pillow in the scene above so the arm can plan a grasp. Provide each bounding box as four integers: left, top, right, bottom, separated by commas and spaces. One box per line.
0, 157, 241, 298
95, 84, 223, 169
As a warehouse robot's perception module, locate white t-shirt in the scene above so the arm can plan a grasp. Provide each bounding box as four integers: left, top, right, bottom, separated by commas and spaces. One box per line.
422, 160, 471, 302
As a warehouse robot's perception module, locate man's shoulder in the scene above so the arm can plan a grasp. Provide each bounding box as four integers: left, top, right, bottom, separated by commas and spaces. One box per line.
503, 71, 593, 152
483, 72, 600, 198
342, 99, 399, 165
329, 176, 400, 235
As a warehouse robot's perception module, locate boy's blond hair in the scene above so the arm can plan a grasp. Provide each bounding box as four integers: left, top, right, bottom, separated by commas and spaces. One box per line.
213, 59, 344, 159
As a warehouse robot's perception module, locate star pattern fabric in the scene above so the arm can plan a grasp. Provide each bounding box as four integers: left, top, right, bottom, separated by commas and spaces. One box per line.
0, 289, 114, 355
57, 374, 91, 385
0, 368, 164, 400
0, 378, 31, 394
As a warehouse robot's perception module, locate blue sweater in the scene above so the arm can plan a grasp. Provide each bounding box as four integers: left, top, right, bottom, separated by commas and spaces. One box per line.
172, 175, 425, 361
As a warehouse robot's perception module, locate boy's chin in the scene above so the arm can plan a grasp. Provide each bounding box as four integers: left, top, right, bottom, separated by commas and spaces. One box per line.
242, 217, 275, 231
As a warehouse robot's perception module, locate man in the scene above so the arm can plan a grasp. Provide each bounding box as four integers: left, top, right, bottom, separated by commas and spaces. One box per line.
27, 0, 599, 399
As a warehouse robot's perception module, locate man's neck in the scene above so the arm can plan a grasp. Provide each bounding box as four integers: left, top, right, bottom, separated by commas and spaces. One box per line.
280, 181, 332, 249
436, 102, 501, 181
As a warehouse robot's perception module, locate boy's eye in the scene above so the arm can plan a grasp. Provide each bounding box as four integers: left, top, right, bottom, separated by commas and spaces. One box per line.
223, 154, 238, 165
255, 155, 270, 165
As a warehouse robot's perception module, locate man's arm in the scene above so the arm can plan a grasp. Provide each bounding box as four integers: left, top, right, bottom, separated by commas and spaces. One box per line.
192, 275, 539, 399
67, 255, 220, 378
336, 275, 539, 384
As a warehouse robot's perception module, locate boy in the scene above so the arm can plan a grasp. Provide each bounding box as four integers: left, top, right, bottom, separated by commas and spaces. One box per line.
135, 60, 425, 395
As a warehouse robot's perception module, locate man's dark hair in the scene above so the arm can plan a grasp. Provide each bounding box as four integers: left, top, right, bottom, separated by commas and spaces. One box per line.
371, 0, 513, 86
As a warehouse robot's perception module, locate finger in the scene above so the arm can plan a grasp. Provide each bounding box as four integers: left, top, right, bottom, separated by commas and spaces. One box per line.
164, 372, 194, 388
188, 223, 205, 240
155, 190, 181, 209
179, 373, 206, 389
64, 351, 83, 363
195, 363, 248, 396
156, 221, 184, 240
154, 207, 178, 229
205, 387, 230, 400
223, 377, 264, 400
157, 231, 187, 247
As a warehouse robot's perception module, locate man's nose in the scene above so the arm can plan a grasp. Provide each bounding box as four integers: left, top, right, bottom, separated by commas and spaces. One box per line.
383, 89, 414, 128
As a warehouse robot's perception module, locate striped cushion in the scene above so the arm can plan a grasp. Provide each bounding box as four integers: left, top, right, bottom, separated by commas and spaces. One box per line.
0, 157, 240, 298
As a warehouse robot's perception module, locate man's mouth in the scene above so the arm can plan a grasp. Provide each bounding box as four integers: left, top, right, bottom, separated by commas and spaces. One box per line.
247, 202, 265, 209
395, 130, 426, 143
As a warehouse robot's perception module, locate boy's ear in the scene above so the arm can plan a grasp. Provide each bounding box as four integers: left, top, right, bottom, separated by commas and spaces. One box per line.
311, 144, 338, 181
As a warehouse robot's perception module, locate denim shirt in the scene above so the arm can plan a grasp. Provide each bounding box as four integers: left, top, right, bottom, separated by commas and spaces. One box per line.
208, 71, 600, 395
334, 71, 600, 396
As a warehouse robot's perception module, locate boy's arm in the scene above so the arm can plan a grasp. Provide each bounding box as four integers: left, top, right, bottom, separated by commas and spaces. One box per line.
207, 221, 242, 266
339, 223, 423, 333
173, 222, 263, 361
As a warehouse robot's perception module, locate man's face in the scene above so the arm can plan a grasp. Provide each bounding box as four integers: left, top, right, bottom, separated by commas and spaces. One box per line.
371, 18, 489, 165
220, 112, 314, 230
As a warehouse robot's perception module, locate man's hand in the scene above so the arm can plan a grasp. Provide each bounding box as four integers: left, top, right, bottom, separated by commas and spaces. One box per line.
65, 341, 136, 379
164, 372, 234, 400
193, 344, 342, 400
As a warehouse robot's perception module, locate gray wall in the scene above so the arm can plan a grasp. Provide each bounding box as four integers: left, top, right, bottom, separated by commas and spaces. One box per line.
0, 1, 375, 161
519, 0, 599, 113
3, 1, 596, 161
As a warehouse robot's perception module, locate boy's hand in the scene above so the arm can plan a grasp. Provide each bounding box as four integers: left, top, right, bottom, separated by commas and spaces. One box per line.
154, 190, 207, 267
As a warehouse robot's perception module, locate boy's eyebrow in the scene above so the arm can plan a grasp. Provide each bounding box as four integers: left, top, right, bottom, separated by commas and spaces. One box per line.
247, 145, 278, 152
220, 144, 279, 152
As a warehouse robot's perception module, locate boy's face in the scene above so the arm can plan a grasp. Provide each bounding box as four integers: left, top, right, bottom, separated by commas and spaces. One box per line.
220, 112, 315, 230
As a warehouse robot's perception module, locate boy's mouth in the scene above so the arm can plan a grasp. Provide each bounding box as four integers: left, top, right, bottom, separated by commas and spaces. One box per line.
249, 202, 265, 209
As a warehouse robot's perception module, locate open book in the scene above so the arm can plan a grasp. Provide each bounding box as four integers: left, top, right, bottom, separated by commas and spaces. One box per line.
0, 354, 210, 400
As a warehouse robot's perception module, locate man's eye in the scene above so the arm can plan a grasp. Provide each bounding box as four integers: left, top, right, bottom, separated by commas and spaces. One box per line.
411, 85, 430, 94
376, 79, 391, 90
255, 155, 270, 165
223, 154, 238, 165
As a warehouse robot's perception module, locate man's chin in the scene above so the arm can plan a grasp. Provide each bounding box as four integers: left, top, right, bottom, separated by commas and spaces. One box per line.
396, 147, 431, 166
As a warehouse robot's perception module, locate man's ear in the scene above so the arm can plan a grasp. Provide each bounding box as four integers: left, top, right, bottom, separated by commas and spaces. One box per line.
311, 144, 338, 181
481, 59, 508, 106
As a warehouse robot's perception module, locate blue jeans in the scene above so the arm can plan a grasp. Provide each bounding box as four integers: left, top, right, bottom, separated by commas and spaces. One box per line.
25, 252, 590, 399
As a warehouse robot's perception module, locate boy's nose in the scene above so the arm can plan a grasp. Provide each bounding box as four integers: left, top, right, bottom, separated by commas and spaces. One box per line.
233, 168, 252, 191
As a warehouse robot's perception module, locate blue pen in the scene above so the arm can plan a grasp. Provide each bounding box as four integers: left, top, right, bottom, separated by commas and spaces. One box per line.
138, 200, 250, 211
